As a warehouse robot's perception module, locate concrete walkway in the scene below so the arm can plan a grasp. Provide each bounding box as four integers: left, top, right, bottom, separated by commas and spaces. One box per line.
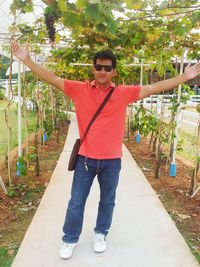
11, 114, 199, 267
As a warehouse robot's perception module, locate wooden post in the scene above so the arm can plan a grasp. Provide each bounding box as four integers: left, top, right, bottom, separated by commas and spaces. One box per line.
0, 176, 7, 194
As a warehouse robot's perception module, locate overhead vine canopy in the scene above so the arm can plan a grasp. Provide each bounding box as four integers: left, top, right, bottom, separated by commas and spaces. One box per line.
9, 0, 200, 79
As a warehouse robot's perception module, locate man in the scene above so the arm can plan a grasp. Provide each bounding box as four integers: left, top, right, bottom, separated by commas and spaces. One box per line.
11, 41, 200, 259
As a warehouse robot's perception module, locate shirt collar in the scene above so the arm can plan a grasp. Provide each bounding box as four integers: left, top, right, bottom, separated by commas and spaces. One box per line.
90, 80, 115, 91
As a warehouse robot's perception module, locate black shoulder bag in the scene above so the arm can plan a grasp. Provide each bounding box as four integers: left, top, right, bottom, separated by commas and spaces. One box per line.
68, 87, 115, 171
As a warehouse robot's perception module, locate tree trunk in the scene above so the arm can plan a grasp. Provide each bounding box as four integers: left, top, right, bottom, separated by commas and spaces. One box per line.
154, 142, 162, 179
149, 131, 154, 146
34, 132, 40, 177
56, 129, 60, 143
152, 136, 158, 153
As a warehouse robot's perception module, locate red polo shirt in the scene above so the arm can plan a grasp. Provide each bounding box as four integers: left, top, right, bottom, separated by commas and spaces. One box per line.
64, 80, 141, 159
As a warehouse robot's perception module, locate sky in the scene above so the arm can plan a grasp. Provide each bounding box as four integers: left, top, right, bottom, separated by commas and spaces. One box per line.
0, 0, 45, 33
0, 0, 45, 56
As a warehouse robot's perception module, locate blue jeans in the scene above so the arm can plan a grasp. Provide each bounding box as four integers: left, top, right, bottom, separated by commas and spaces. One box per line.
62, 155, 121, 243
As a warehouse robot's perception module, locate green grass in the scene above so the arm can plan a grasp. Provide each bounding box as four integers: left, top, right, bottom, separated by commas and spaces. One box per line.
177, 129, 197, 162
21, 185, 46, 204
42, 152, 60, 161
0, 100, 37, 160
187, 239, 200, 264
0, 246, 18, 267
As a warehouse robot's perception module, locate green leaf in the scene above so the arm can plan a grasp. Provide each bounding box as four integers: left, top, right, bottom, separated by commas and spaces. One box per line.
118, 33, 128, 44
44, 5, 55, 16
107, 19, 117, 35
77, 0, 88, 9
23, 5, 33, 13
96, 23, 106, 32
84, 3, 100, 22
55, 33, 60, 43
57, 0, 67, 12
174, 24, 188, 36
62, 11, 82, 29
125, 0, 144, 9
89, 0, 101, 4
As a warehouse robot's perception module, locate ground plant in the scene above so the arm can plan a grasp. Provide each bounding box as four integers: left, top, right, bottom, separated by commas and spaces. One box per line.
0, 126, 68, 267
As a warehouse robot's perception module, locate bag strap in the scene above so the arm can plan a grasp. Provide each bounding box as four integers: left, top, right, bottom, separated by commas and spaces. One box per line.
81, 86, 115, 143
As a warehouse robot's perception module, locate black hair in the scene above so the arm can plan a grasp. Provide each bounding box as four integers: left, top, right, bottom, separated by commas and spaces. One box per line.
93, 50, 117, 69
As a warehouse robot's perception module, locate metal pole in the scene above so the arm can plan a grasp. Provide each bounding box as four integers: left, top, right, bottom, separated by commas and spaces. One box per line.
134, 59, 144, 144
18, 59, 22, 157
140, 59, 144, 86
170, 49, 185, 176
17, 10, 22, 158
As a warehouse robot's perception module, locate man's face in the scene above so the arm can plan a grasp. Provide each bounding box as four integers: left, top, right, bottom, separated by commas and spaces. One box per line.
93, 59, 116, 86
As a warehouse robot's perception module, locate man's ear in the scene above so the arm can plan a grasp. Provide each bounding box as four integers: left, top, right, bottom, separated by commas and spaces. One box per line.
113, 69, 117, 77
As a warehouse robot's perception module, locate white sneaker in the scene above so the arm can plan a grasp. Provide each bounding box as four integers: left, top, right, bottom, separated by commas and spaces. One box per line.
59, 242, 77, 259
93, 233, 107, 253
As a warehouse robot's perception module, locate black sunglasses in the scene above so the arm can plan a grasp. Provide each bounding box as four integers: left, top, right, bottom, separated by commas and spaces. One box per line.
94, 64, 114, 72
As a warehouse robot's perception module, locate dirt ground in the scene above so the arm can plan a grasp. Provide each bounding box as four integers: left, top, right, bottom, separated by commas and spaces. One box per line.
124, 135, 200, 263
0, 126, 68, 263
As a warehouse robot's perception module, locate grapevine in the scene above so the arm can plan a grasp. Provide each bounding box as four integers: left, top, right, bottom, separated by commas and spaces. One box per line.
44, 6, 56, 43
44, 2, 61, 43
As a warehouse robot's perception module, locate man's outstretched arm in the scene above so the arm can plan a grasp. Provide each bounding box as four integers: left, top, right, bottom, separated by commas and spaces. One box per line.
11, 41, 64, 92
139, 62, 200, 99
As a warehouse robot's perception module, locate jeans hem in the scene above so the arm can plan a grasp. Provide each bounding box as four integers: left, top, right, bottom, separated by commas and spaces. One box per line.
94, 228, 108, 236
62, 236, 79, 243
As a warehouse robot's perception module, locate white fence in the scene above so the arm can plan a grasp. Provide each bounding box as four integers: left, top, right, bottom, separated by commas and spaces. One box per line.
143, 94, 200, 105
138, 95, 200, 134
0, 79, 17, 98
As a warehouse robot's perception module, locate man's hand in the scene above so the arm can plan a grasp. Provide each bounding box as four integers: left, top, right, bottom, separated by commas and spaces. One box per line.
139, 61, 200, 99
11, 41, 30, 63
10, 40, 64, 92
183, 62, 200, 80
